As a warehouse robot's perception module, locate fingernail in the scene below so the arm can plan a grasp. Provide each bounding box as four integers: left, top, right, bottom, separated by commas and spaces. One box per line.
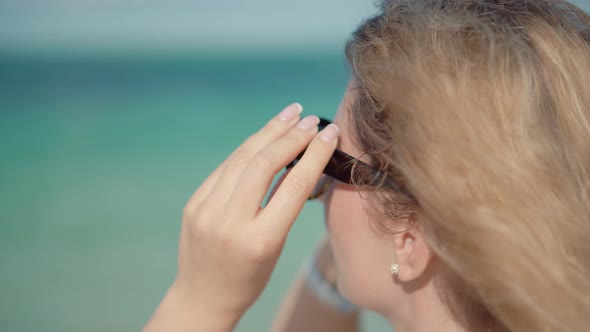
319, 124, 339, 142
277, 103, 303, 122
296, 115, 320, 130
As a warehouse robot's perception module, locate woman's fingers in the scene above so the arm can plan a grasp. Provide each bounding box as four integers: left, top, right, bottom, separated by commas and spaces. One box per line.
264, 169, 290, 207
196, 103, 302, 209
262, 124, 339, 236
227, 115, 320, 217
184, 158, 228, 214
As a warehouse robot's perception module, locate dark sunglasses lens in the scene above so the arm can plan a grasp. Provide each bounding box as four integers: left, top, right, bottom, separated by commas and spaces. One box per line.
309, 175, 332, 200
286, 118, 331, 169
318, 118, 329, 130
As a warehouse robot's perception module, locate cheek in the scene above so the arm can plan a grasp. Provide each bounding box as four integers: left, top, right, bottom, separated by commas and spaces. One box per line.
325, 188, 367, 257
325, 187, 390, 305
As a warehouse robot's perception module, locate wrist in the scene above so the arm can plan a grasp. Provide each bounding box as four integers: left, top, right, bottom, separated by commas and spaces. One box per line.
163, 283, 242, 331
304, 256, 359, 314
314, 237, 338, 285
315, 256, 338, 286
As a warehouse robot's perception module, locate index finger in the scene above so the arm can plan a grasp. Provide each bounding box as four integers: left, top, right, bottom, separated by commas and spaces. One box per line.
185, 103, 302, 211
261, 124, 339, 236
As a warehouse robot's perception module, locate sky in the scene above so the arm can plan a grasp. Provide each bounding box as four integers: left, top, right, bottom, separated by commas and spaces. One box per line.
0, 0, 379, 55
0, 0, 588, 56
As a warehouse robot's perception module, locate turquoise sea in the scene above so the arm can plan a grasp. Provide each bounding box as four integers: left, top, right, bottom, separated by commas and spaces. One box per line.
0, 54, 391, 331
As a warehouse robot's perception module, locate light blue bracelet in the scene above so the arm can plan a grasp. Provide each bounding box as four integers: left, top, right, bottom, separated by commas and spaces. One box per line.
304, 257, 358, 313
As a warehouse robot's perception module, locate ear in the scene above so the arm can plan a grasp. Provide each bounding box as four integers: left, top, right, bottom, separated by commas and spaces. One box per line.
392, 214, 433, 282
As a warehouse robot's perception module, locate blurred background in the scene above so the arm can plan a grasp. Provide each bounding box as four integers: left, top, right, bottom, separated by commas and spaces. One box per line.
2, 1, 589, 331
0, 0, 394, 331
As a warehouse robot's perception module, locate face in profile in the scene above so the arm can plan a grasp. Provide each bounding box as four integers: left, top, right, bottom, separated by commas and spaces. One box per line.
321, 83, 406, 315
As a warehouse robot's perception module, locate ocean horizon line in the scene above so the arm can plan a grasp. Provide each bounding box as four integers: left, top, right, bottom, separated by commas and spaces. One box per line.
0, 45, 348, 62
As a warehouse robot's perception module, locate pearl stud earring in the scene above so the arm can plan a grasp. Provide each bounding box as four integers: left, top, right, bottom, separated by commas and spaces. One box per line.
390, 262, 400, 275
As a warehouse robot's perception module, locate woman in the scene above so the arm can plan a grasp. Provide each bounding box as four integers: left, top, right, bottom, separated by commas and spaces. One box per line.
144, 0, 590, 331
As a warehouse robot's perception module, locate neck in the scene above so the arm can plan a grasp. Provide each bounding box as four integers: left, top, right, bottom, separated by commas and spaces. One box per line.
384, 278, 467, 332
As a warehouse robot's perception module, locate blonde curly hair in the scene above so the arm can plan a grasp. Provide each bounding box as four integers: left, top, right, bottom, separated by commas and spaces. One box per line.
345, 0, 590, 331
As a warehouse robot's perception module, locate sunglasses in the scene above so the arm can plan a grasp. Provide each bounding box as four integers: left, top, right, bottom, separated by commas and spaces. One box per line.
286, 117, 404, 200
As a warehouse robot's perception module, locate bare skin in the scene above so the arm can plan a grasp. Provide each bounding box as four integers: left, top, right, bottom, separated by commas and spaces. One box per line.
273, 85, 467, 332
270, 235, 359, 332
144, 95, 468, 332
143, 103, 340, 331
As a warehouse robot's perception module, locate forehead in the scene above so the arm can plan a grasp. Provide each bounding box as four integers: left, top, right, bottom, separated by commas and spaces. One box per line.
333, 84, 364, 161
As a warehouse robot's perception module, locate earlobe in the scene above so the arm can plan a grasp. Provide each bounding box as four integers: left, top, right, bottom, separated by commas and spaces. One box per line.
392, 225, 433, 283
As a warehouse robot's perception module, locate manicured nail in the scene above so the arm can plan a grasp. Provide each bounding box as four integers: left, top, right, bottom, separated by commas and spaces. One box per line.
296, 115, 320, 130
277, 103, 303, 122
319, 124, 339, 142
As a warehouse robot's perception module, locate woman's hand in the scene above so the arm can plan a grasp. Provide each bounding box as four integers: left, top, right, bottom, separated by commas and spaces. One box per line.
145, 103, 339, 331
